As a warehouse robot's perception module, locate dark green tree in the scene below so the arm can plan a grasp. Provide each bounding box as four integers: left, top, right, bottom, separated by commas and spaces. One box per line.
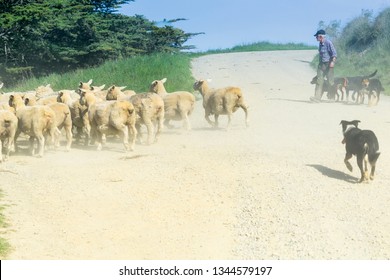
0, 0, 199, 85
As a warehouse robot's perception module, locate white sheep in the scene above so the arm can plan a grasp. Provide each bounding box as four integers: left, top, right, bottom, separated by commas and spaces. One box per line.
105, 85, 136, 101
193, 79, 249, 129
149, 78, 195, 130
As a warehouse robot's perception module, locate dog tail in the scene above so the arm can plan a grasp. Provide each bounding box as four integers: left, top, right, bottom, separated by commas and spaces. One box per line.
369, 151, 381, 164
367, 70, 378, 78
364, 143, 381, 163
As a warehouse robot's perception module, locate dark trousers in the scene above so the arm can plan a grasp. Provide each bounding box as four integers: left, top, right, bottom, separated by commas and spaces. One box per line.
314, 62, 334, 99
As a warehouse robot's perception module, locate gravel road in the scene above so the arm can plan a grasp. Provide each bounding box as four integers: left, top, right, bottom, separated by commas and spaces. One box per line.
1, 50, 389, 259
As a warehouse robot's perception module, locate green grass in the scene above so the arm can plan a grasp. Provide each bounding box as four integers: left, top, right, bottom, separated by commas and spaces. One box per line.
4, 53, 196, 94
0, 190, 10, 258
202, 41, 316, 54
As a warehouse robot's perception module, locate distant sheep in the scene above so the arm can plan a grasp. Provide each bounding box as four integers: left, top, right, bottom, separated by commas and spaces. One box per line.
149, 78, 195, 130
129, 93, 164, 145
79, 79, 107, 100
57, 90, 89, 145
47, 102, 73, 151
79, 88, 105, 142
9, 94, 57, 157
193, 79, 249, 129
0, 110, 18, 162
88, 100, 137, 151
106, 85, 135, 101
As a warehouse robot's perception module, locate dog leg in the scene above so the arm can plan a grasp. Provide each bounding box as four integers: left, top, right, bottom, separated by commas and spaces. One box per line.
369, 158, 378, 180
344, 153, 353, 172
363, 155, 369, 181
370, 165, 376, 180
357, 155, 368, 183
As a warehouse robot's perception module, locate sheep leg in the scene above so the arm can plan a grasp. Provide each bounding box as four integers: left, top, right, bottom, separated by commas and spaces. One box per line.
128, 124, 137, 151
144, 120, 155, 145
118, 124, 130, 151
180, 110, 191, 130
344, 153, 353, 172
226, 113, 232, 130
135, 123, 143, 144
95, 129, 103, 151
65, 125, 73, 151
36, 134, 45, 157
29, 136, 36, 156
52, 127, 61, 149
2, 133, 15, 161
241, 104, 249, 127
155, 116, 164, 143
83, 115, 92, 145
204, 108, 215, 127
13, 130, 21, 154
6, 133, 15, 160
214, 114, 221, 128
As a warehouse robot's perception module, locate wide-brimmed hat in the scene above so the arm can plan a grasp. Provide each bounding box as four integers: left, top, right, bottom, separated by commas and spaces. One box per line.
314, 29, 326, 36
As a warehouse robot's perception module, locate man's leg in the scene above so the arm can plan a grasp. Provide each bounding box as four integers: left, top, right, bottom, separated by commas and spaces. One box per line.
314, 64, 325, 100
327, 66, 334, 86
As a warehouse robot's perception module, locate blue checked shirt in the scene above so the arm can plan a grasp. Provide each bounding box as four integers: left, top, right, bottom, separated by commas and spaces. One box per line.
318, 39, 337, 63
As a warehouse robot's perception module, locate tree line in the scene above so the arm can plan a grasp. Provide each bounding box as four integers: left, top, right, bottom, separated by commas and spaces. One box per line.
0, 0, 201, 86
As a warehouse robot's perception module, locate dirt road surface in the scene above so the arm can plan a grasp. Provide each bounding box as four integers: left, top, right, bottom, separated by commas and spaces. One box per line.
1, 50, 389, 259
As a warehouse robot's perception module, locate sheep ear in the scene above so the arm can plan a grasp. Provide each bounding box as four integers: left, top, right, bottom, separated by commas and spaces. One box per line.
161, 78, 167, 84
0, 82, 4, 89
119, 86, 127, 90
87, 79, 93, 85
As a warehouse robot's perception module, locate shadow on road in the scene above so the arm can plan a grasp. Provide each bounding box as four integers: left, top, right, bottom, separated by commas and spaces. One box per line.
307, 164, 357, 183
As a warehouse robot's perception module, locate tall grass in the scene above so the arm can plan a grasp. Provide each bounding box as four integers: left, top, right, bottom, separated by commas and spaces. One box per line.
4, 53, 196, 93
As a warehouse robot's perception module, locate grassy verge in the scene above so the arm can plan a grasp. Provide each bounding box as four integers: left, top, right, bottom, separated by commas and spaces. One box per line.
202, 41, 316, 54
0, 190, 10, 258
5, 53, 196, 94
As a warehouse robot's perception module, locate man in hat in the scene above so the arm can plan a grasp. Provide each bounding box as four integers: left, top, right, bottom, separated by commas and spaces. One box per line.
311, 29, 337, 102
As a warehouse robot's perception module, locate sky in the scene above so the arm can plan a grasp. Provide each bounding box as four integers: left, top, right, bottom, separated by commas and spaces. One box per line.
119, 0, 390, 51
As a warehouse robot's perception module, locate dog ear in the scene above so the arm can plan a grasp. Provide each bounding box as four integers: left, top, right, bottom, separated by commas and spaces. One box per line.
340, 120, 348, 134
351, 120, 361, 128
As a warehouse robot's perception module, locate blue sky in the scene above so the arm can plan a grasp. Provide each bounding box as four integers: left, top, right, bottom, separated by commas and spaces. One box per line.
119, 0, 390, 51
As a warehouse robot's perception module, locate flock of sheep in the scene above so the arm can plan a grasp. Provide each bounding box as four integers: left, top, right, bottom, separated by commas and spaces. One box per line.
0, 78, 249, 162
